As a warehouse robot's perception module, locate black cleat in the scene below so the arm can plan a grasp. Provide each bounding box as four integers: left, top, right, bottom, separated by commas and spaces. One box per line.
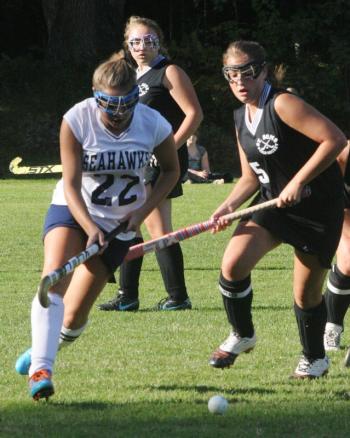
98, 292, 139, 311
209, 349, 238, 369
154, 297, 192, 311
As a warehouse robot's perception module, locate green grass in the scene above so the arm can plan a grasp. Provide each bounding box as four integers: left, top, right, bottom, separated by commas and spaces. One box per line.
1, 180, 350, 437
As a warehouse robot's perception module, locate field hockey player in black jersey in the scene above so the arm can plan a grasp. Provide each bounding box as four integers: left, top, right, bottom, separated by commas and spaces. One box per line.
323, 142, 350, 361
209, 40, 347, 378
98, 16, 203, 312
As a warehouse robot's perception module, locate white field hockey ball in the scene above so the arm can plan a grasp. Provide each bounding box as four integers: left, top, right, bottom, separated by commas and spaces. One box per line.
208, 395, 228, 415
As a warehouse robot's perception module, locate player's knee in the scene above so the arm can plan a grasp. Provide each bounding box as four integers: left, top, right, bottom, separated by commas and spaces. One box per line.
294, 290, 322, 309
219, 272, 252, 299
329, 264, 350, 291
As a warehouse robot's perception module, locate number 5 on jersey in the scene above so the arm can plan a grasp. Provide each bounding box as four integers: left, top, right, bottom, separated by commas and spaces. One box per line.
249, 162, 270, 184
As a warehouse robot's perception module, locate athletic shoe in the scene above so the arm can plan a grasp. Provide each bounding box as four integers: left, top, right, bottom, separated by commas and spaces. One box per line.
324, 322, 343, 351
29, 369, 54, 401
292, 355, 329, 379
97, 292, 139, 311
15, 348, 32, 375
209, 331, 256, 368
155, 297, 192, 311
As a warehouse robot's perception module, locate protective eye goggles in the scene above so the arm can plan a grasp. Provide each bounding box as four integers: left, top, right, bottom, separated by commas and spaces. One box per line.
222, 61, 266, 83
94, 85, 139, 117
128, 34, 160, 51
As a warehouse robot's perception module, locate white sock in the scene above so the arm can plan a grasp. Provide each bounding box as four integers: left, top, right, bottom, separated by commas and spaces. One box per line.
59, 322, 88, 349
29, 291, 64, 377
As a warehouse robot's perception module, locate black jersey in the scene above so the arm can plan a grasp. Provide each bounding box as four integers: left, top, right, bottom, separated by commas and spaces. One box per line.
343, 148, 350, 208
138, 57, 188, 198
137, 58, 185, 133
234, 86, 343, 201
234, 84, 344, 268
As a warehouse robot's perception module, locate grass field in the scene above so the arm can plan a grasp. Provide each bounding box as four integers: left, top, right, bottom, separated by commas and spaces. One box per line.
1, 180, 350, 437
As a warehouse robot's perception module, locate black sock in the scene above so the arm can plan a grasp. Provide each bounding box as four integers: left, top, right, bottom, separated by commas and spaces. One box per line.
324, 265, 350, 326
294, 299, 327, 360
219, 272, 254, 338
155, 243, 188, 301
119, 237, 144, 300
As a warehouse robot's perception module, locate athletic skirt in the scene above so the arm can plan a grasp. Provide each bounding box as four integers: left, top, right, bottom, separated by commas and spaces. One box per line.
243, 192, 344, 268
144, 143, 188, 199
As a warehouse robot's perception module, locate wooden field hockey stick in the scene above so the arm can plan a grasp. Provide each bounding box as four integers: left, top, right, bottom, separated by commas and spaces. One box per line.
124, 197, 280, 262
37, 222, 127, 308
125, 187, 312, 262
9, 157, 62, 175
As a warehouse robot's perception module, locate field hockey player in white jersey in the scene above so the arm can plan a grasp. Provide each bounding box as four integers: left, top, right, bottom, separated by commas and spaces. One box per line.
15, 52, 179, 401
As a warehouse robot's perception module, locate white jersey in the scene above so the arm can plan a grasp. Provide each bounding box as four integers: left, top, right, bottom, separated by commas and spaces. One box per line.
51, 98, 172, 237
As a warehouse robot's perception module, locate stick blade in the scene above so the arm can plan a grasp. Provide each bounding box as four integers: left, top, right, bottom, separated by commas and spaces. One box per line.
37, 277, 52, 308
9, 157, 24, 174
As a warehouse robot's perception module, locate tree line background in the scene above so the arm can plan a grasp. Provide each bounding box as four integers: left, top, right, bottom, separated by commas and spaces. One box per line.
1, 0, 350, 177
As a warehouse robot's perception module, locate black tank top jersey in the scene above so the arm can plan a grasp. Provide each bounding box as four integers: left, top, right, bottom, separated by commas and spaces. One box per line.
137, 58, 185, 133
137, 57, 188, 199
234, 87, 343, 201
343, 147, 350, 207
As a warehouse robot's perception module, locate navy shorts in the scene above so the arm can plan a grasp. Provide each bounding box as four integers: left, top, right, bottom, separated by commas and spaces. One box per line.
43, 205, 132, 276
144, 143, 188, 199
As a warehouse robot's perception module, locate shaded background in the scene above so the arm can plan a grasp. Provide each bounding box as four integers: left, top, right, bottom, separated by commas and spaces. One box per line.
1, 0, 350, 177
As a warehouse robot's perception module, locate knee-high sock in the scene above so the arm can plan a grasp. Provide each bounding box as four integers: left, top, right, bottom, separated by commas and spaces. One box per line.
294, 299, 327, 360
155, 243, 188, 301
59, 322, 88, 349
219, 273, 254, 338
29, 291, 64, 376
119, 237, 144, 300
324, 264, 350, 326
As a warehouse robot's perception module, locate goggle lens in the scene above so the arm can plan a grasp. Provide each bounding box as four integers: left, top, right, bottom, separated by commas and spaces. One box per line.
94, 85, 139, 118
128, 34, 159, 51
222, 61, 265, 83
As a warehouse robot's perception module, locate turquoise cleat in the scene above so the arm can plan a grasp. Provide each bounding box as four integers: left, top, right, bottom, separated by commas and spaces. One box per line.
29, 369, 54, 401
15, 348, 32, 375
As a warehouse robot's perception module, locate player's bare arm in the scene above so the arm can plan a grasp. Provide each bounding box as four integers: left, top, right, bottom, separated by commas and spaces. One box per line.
164, 64, 203, 148
275, 93, 347, 196
60, 120, 104, 247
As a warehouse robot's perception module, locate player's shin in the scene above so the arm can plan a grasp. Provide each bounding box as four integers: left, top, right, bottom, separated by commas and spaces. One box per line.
294, 299, 327, 360
324, 264, 350, 325
220, 273, 254, 337
29, 291, 64, 376
119, 237, 144, 300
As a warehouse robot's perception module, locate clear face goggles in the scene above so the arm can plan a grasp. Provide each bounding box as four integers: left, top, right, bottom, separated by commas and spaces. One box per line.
128, 34, 160, 51
222, 61, 266, 84
94, 85, 139, 119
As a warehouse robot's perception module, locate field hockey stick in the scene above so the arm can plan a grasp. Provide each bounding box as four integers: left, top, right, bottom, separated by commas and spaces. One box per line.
124, 197, 279, 261
9, 157, 62, 175
344, 347, 350, 367
37, 221, 127, 308
125, 188, 312, 262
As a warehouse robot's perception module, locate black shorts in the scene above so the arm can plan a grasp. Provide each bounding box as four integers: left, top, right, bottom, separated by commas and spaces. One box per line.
243, 193, 344, 268
144, 144, 188, 199
43, 205, 132, 276
344, 184, 350, 209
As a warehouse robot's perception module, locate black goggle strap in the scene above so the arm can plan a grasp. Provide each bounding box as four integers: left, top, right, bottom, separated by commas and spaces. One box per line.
222, 61, 266, 82
94, 85, 139, 115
